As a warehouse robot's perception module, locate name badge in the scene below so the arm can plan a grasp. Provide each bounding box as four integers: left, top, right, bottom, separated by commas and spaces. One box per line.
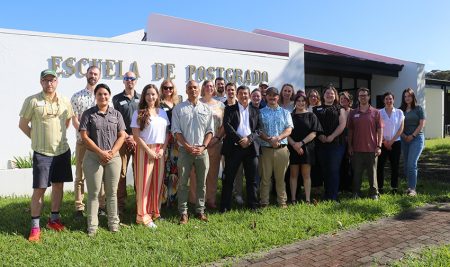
36, 101, 45, 107
120, 100, 127, 106
135, 99, 140, 103
354, 114, 360, 118
316, 107, 323, 111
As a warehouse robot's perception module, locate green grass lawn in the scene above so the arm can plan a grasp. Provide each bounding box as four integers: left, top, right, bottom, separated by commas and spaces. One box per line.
1, 138, 449, 266
392, 244, 450, 267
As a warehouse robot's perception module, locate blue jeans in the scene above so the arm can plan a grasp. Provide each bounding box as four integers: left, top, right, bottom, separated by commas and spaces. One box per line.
401, 133, 424, 190
317, 143, 345, 200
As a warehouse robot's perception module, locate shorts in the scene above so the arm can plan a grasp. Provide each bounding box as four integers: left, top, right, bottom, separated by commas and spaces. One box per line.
32, 149, 73, 188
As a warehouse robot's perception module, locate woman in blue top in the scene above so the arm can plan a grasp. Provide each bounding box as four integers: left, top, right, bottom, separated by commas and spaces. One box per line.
399, 88, 426, 197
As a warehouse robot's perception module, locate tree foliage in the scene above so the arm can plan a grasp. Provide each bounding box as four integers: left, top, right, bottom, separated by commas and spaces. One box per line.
426, 70, 450, 81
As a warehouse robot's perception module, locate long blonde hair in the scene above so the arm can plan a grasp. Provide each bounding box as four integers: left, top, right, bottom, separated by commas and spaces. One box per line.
159, 79, 179, 105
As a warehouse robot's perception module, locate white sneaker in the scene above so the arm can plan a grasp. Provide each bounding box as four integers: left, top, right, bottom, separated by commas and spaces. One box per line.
407, 189, 417, 197
235, 195, 244, 205
146, 221, 157, 228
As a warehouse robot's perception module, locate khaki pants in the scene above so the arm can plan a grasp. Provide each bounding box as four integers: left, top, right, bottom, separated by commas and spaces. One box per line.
84, 150, 121, 232
177, 147, 209, 215
118, 143, 134, 214
260, 146, 289, 205
189, 142, 222, 205
74, 141, 105, 211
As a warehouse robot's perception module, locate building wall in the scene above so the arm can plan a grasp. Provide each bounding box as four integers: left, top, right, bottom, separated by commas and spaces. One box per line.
424, 87, 444, 138
372, 62, 426, 108
0, 28, 303, 169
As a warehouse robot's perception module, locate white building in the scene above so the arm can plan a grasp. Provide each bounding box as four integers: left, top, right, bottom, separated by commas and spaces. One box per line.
0, 13, 445, 195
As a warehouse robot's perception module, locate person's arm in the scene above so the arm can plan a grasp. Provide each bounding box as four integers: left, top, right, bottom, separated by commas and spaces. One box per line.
19, 117, 31, 138
175, 133, 194, 154
411, 119, 426, 138
376, 126, 383, 156
193, 110, 214, 155
132, 127, 157, 159
388, 117, 404, 148
326, 108, 347, 143
302, 131, 317, 145
80, 130, 112, 163
273, 127, 293, 143
72, 116, 80, 130
223, 106, 242, 144
110, 130, 126, 155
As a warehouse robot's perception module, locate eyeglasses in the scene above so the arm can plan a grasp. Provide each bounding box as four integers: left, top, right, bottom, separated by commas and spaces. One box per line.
309, 95, 318, 98
123, 77, 136, 81
162, 86, 173, 90
41, 78, 57, 84
358, 94, 369, 97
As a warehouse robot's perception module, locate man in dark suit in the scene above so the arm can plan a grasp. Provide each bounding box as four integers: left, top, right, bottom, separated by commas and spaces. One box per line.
220, 85, 261, 212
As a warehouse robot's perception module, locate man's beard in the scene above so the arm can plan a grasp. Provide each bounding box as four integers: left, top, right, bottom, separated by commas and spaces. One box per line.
87, 77, 97, 86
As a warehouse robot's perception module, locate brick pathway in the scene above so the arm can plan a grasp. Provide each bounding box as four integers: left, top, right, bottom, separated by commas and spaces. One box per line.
217, 203, 450, 267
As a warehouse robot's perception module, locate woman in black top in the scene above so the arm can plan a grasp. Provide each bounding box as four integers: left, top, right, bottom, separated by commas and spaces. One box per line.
313, 86, 347, 201
287, 92, 322, 203
159, 79, 179, 206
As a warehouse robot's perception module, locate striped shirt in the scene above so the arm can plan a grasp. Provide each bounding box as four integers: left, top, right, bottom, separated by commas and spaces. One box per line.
19, 92, 74, 156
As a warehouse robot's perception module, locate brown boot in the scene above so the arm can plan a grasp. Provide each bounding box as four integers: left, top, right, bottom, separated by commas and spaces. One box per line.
195, 213, 208, 222
179, 214, 188, 225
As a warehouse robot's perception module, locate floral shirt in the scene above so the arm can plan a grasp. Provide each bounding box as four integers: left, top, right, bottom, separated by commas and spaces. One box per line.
71, 88, 95, 141
259, 105, 293, 146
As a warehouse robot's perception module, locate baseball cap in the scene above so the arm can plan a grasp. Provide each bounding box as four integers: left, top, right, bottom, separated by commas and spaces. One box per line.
40, 69, 57, 78
259, 81, 269, 87
265, 87, 279, 95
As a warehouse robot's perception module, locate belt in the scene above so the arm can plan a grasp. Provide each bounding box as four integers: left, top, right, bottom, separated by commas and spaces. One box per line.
263, 144, 287, 149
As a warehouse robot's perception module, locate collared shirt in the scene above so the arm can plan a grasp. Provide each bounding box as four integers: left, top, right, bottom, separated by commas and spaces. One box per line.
237, 103, 251, 137
213, 95, 227, 102
79, 106, 126, 151
112, 90, 140, 134
71, 88, 95, 141
19, 91, 74, 156
348, 105, 383, 152
171, 100, 214, 147
259, 105, 294, 147
379, 107, 404, 141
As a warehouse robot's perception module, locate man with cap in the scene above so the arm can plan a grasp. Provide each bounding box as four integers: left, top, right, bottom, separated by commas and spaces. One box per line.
112, 71, 140, 219
19, 69, 74, 242
71, 65, 107, 218
258, 87, 293, 208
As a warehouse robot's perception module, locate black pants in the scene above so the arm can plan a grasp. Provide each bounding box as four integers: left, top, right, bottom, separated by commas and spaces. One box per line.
221, 146, 258, 212
377, 140, 401, 190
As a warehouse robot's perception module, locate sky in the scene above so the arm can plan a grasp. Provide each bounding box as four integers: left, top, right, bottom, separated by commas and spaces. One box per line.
1, 0, 449, 71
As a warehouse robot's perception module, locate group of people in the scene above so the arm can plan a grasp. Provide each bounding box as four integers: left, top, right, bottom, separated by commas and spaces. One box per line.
19, 68, 426, 242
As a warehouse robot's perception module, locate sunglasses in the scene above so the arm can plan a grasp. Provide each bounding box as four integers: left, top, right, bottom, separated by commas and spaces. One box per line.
163, 86, 174, 90
123, 77, 136, 81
